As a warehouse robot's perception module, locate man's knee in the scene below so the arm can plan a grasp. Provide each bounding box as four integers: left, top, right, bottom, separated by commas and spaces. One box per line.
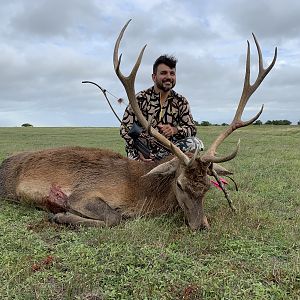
175, 137, 204, 153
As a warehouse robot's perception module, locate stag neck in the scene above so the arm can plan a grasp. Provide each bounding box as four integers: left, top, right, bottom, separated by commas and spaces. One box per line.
124, 161, 178, 217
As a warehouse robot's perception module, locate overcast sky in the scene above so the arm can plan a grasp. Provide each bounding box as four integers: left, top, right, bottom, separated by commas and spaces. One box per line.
0, 0, 299, 127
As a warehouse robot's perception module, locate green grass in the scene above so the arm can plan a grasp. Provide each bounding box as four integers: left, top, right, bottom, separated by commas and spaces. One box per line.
0, 126, 299, 299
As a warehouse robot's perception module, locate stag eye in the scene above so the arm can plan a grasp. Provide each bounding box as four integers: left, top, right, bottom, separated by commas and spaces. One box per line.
176, 181, 184, 191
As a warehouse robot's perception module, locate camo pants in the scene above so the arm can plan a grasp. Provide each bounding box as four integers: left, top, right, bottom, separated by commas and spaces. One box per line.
127, 136, 204, 160
154, 136, 204, 160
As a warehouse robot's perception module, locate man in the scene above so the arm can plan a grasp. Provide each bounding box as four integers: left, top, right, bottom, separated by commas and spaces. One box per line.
120, 54, 203, 161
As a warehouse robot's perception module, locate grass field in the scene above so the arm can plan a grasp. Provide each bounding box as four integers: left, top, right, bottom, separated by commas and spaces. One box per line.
0, 126, 299, 300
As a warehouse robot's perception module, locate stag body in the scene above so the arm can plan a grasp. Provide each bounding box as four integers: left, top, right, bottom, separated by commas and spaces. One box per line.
0, 146, 210, 229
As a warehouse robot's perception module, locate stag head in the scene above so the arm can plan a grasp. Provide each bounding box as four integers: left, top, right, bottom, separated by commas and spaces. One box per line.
114, 20, 277, 230
175, 159, 212, 229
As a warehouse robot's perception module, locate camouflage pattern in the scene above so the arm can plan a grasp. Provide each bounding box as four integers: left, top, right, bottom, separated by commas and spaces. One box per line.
127, 136, 204, 160
120, 86, 201, 160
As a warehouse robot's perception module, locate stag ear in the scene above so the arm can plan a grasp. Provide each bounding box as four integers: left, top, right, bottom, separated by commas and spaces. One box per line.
208, 163, 233, 176
142, 158, 178, 177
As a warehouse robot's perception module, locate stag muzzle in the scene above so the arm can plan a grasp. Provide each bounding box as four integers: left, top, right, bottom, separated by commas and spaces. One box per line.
181, 197, 209, 230
188, 215, 210, 231
187, 210, 210, 231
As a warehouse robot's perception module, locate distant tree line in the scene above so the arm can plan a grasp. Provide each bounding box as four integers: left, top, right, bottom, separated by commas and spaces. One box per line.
195, 120, 297, 126
253, 120, 292, 125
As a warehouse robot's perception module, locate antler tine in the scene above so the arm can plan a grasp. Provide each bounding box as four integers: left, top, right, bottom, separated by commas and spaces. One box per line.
114, 19, 147, 90
114, 20, 190, 166
234, 34, 277, 121
202, 34, 277, 163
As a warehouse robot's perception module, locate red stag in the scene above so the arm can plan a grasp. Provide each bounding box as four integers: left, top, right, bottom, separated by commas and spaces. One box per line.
0, 20, 276, 230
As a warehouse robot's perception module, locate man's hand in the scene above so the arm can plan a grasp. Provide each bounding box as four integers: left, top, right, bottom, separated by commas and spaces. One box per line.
138, 152, 154, 162
157, 124, 178, 138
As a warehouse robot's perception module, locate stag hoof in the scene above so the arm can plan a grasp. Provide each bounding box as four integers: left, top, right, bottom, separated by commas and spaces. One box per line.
48, 213, 56, 223
48, 212, 64, 224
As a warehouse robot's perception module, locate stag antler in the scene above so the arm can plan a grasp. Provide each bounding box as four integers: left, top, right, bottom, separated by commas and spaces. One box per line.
201, 34, 277, 163
113, 20, 190, 165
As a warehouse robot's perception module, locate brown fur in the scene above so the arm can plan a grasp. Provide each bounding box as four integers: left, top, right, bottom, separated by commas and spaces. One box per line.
0, 146, 211, 229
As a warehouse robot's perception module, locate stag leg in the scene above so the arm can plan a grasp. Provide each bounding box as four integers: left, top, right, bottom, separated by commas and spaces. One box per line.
50, 212, 109, 227
50, 197, 122, 227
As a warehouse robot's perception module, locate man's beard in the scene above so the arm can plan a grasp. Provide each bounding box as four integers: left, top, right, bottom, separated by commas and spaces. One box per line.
156, 80, 175, 92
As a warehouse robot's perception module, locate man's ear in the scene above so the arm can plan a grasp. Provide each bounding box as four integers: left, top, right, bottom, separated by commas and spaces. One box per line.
152, 73, 156, 82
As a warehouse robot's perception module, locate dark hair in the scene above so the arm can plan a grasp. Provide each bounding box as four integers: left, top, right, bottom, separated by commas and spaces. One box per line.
153, 55, 177, 74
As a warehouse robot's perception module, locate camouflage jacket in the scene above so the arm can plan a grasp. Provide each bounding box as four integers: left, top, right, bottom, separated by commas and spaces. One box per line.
120, 86, 197, 159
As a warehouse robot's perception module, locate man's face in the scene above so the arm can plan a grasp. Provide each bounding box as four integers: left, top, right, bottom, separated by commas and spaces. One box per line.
152, 63, 176, 92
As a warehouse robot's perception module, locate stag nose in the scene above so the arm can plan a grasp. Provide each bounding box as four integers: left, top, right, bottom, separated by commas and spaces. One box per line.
200, 216, 210, 230
189, 216, 210, 231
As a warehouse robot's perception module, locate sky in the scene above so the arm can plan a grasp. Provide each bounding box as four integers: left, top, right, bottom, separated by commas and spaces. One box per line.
0, 0, 299, 127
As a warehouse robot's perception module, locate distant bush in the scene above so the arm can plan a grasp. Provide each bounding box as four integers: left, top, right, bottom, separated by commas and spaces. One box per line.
200, 121, 212, 126
195, 119, 293, 126
195, 121, 212, 126
265, 120, 291, 125
253, 120, 263, 125
21, 123, 33, 127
